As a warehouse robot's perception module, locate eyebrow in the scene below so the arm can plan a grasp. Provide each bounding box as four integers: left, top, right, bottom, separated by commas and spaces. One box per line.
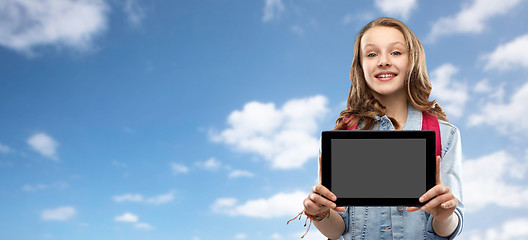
363, 42, 406, 49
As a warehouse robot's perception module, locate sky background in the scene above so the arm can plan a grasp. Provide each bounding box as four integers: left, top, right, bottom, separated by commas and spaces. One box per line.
1, 0, 528, 239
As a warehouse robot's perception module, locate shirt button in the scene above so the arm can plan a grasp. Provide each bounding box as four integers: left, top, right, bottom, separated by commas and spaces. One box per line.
397, 206, 404, 211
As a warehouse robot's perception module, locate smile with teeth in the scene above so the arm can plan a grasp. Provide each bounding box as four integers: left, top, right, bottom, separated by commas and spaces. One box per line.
376, 74, 397, 78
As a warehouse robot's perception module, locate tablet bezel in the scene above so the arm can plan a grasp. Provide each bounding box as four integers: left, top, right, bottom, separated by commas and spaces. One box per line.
321, 130, 436, 206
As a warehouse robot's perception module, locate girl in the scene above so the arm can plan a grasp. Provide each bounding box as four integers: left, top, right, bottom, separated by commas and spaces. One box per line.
302, 17, 464, 239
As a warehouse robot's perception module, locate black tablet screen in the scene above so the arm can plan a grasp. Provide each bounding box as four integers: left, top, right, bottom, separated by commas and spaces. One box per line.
331, 139, 426, 198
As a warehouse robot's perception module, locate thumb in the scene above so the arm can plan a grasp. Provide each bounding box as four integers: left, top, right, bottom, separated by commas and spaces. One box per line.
436, 155, 442, 185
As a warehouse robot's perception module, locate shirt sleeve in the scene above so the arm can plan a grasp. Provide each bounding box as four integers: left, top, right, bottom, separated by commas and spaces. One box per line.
425, 124, 464, 239
337, 207, 350, 236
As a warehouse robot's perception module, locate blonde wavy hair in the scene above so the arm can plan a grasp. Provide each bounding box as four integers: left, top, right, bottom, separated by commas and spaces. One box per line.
335, 17, 448, 130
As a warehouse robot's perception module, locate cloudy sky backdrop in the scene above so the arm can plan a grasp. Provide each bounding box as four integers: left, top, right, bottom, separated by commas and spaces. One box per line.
1, 0, 528, 239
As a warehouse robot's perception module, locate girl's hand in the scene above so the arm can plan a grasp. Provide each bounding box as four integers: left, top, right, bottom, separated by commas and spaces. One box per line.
407, 156, 458, 220
303, 184, 346, 216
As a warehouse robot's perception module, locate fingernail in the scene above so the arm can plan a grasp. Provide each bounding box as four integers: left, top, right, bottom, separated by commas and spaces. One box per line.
332, 195, 337, 201
332, 203, 336, 208
419, 197, 424, 202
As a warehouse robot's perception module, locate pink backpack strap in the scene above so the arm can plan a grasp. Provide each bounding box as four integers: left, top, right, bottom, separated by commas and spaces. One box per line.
351, 122, 359, 130
343, 117, 359, 130
422, 112, 442, 157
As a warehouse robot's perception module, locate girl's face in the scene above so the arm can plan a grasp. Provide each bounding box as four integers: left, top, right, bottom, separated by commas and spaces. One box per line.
360, 26, 409, 100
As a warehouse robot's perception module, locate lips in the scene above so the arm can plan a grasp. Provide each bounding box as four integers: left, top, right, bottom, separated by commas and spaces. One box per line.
376, 73, 396, 78
375, 72, 397, 81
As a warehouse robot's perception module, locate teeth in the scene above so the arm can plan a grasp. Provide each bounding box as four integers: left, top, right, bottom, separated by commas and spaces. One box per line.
377, 74, 396, 78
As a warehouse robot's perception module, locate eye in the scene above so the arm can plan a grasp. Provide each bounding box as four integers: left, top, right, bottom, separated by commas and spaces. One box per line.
391, 51, 402, 56
367, 53, 377, 58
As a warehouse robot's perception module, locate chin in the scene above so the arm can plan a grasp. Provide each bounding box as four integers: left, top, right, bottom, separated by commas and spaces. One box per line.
372, 87, 405, 98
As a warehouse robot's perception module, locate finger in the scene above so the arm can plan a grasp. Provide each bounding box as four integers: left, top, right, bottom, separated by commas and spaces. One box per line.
318, 155, 322, 184
420, 185, 450, 203
303, 198, 315, 211
436, 155, 442, 185
310, 193, 337, 209
303, 198, 327, 215
406, 206, 420, 212
440, 198, 458, 209
312, 184, 338, 202
421, 192, 454, 212
335, 206, 346, 212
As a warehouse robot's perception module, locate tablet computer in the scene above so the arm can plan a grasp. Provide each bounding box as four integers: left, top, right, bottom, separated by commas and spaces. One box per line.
321, 130, 436, 206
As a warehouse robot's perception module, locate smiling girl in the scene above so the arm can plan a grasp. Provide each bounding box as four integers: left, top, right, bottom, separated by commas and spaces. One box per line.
300, 17, 464, 239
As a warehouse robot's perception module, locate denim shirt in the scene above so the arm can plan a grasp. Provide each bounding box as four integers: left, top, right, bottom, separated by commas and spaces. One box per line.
335, 105, 464, 240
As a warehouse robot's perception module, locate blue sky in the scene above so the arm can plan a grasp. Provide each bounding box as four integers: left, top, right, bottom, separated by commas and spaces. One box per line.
1, 0, 528, 239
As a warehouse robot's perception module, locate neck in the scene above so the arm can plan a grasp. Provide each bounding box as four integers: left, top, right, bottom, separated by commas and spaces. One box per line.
375, 92, 408, 130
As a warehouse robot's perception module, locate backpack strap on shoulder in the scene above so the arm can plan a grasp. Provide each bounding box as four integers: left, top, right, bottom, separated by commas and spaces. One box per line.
421, 112, 442, 157
343, 117, 359, 130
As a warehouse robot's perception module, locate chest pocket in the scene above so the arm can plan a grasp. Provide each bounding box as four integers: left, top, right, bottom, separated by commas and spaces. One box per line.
347, 207, 428, 240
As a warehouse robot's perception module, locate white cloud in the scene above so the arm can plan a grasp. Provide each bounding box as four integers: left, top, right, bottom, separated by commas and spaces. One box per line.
262, 0, 284, 22
342, 13, 355, 25
461, 218, 528, 240
211, 197, 237, 209
22, 182, 68, 192
123, 0, 145, 26
474, 79, 492, 93
271, 233, 283, 240
468, 81, 528, 134
472, 79, 506, 103
235, 233, 247, 239
195, 157, 221, 171
113, 194, 144, 203
113, 191, 174, 205
27, 133, 59, 161
171, 163, 189, 174
428, 0, 522, 41
41, 206, 76, 221
114, 212, 152, 230
228, 170, 254, 178
23, 183, 49, 192
0, 142, 10, 154
134, 222, 153, 230
374, 0, 417, 20
114, 212, 138, 223
211, 191, 306, 218
145, 191, 174, 204
211, 95, 329, 169
463, 151, 528, 213
429, 64, 469, 118
0, 0, 109, 54
483, 34, 528, 71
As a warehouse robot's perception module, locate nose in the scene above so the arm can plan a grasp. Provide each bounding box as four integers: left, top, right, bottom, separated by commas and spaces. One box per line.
378, 54, 391, 67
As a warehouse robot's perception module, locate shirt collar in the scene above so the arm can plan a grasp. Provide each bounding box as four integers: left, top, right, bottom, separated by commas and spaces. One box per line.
373, 103, 422, 130
359, 103, 423, 130
402, 103, 422, 130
